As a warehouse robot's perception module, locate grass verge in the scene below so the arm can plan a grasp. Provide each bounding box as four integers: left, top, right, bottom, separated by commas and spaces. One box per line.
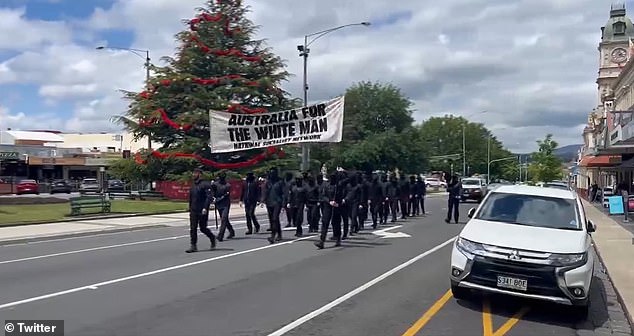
0, 200, 188, 226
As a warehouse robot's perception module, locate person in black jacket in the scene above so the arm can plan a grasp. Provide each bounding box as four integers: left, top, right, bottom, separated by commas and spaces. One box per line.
288, 175, 307, 237
358, 172, 371, 230
385, 175, 399, 223
445, 175, 462, 224
283, 172, 294, 227
263, 168, 286, 244
306, 176, 320, 233
416, 176, 427, 215
368, 174, 384, 229
240, 172, 260, 235
314, 174, 325, 232
186, 168, 216, 253
408, 175, 419, 216
344, 174, 361, 237
315, 172, 343, 249
398, 175, 410, 219
380, 174, 390, 224
213, 172, 235, 241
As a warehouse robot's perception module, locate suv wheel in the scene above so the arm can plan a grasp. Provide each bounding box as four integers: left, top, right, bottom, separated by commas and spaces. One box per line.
451, 284, 471, 300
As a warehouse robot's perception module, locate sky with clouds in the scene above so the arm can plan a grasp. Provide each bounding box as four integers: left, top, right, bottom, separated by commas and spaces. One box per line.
0, 0, 627, 153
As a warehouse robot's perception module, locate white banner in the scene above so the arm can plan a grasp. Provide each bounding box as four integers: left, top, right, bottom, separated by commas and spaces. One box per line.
208, 96, 345, 153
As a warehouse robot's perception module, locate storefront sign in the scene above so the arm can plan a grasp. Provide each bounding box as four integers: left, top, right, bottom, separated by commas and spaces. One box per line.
0, 152, 19, 160
27, 157, 85, 166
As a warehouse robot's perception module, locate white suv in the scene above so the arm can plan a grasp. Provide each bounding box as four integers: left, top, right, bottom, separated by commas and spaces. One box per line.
450, 185, 595, 318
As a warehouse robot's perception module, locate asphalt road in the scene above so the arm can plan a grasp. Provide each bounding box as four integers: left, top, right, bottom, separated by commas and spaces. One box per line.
0, 197, 617, 336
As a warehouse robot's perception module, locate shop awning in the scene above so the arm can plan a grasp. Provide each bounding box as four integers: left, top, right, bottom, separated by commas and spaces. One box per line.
578, 155, 621, 167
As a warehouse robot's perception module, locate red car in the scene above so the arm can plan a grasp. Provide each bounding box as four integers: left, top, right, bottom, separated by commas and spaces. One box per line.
16, 179, 40, 195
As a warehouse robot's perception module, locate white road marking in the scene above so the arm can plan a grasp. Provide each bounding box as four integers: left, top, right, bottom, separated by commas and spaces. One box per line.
371, 225, 412, 238
0, 235, 316, 310
0, 235, 188, 265
267, 235, 457, 336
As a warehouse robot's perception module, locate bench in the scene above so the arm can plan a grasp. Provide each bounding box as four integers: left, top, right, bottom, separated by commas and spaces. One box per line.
137, 190, 166, 200
70, 196, 111, 216
108, 191, 133, 200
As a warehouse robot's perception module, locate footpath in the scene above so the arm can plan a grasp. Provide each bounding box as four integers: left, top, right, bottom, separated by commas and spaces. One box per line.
582, 199, 634, 334
0, 205, 268, 245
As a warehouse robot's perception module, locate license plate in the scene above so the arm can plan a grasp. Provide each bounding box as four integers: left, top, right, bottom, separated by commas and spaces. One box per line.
497, 276, 527, 291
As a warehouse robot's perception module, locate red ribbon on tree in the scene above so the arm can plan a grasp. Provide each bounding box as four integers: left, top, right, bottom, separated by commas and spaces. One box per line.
134, 5, 280, 169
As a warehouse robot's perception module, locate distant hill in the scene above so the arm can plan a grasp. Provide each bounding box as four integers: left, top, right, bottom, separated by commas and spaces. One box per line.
511, 144, 582, 164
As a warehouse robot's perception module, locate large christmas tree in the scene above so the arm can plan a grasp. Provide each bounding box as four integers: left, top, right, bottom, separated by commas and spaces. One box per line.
118, 0, 300, 175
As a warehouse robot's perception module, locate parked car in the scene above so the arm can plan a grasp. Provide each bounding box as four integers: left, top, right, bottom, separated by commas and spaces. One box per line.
79, 178, 101, 194
460, 177, 487, 202
425, 177, 447, 188
16, 179, 40, 195
450, 185, 595, 318
107, 179, 125, 191
50, 179, 72, 194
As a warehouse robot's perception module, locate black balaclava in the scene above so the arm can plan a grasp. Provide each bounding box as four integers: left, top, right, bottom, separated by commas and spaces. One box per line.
372, 174, 379, 183
285, 172, 293, 182
295, 176, 303, 187
246, 173, 255, 182
307, 176, 316, 187
410, 175, 416, 183
350, 175, 358, 186
218, 172, 227, 183
269, 168, 279, 182
381, 175, 387, 183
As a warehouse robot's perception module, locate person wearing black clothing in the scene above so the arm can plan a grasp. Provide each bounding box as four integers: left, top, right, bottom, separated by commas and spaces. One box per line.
338, 172, 351, 238
368, 174, 384, 229
288, 175, 308, 237
213, 172, 235, 241
408, 175, 419, 216
240, 172, 260, 235
398, 175, 410, 219
263, 168, 286, 244
315, 172, 343, 249
358, 172, 371, 230
445, 175, 462, 224
186, 168, 216, 253
380, 175, 390, 224
384, 175, 399, 223
283, 172, 294, 227
344, 175, 361, 237
416, 176, 427, 215
306, 176, 320, 233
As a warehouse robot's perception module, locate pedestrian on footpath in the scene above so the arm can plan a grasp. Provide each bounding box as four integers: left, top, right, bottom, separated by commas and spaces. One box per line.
263, 168, 286, 244
213, 172, 235, 241
288, 174, 307, 237
315, 172, 343, 249
445, 175, 462, 224
240, 172, 261, 235
186, 167, 216, 253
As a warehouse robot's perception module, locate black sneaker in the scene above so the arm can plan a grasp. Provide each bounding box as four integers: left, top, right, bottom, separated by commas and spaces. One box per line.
186, 246, 198, 253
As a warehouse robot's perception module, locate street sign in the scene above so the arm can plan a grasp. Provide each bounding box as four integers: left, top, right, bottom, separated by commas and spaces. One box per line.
0, 152, 19, 160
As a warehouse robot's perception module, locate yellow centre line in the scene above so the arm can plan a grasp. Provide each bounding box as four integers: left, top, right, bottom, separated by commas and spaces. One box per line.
492, 306, 530, 336
401, 289, 453, 336
482, 299, 494, 336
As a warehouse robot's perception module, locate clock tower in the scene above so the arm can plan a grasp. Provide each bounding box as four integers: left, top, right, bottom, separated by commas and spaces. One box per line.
597, 3, 634, 106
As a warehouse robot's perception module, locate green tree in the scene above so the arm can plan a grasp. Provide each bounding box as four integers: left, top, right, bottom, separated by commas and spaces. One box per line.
311, 81, 421, 172
113, 0, 300, 178
528, 134, 563, 182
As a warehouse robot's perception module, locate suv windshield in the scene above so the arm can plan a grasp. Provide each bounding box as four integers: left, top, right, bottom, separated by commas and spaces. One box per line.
475, 192, 580, 230
462, 179, 480, 186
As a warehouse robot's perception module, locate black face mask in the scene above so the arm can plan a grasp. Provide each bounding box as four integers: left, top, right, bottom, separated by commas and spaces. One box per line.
295, 179, 303, 187
269, 171, 278, 180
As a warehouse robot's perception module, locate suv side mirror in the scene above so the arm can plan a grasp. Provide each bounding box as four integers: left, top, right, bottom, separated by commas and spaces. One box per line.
467, 207, 476, 218
587, 220, 596, 233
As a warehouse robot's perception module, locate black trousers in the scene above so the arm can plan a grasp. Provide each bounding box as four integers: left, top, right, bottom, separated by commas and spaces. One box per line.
399, 199, 409, 218
370, 200, 382, 227
446, 197, 460, 222
341, 204, 350, 237
189, 212, 215, 246
284, 205, 293, 227
217, 206, 234, 238
320, 205, 342, 242
307, 203, 320, 231
347, 202, 359, 235
419, 196, 426, 214
409, 197, 419, 216
267, 204, 282, 238
383, 200, 397, 222
358, 203, 367, 229
293, 204, 305, 235
244, 202, 260, 232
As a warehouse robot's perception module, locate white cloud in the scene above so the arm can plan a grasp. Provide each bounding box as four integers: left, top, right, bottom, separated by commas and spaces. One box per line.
0, 0, 617, 153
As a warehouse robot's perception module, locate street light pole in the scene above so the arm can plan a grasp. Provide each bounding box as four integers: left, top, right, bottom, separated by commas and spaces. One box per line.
96, 46, 152, 150
298, 22, 371, 172
487, 157, 517, 181
487, 135, 490, 184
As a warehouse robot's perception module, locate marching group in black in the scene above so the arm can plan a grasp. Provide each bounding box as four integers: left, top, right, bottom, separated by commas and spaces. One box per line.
186, 167, 429, 253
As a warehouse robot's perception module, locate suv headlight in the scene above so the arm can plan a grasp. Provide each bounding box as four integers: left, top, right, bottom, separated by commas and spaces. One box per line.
456, 237, 485, 258
547, 252, 587, 267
